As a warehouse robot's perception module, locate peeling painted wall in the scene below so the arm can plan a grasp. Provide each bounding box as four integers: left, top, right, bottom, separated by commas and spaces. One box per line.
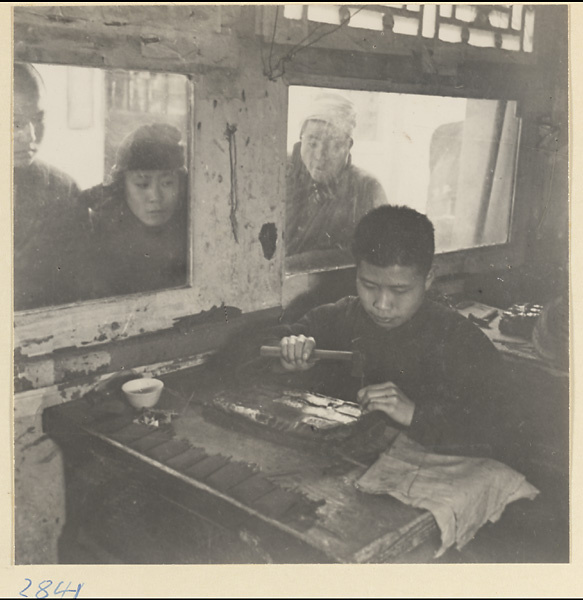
14, 414, 66, 565
191, 52, 286, 311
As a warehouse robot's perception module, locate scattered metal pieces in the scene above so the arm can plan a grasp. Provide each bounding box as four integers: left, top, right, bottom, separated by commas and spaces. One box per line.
133, 408, 179, 428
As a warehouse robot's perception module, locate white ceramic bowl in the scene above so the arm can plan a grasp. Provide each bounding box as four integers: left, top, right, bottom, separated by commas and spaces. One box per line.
122, 377, 164, 409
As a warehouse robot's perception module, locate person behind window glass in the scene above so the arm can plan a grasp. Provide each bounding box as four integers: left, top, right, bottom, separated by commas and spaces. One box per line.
426, 121, 463, 252
13, 62, 84, 310
286, 93, 387, 256
78, 123, 188, 299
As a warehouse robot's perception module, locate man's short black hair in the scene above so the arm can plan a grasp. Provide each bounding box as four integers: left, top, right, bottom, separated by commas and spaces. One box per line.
352, 205, 435, 275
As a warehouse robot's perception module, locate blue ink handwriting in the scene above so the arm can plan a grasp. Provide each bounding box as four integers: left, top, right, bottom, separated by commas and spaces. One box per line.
19, 579, 84, 598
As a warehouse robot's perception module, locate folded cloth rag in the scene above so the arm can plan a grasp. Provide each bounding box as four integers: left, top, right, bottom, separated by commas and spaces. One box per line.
355, 433, 539, 557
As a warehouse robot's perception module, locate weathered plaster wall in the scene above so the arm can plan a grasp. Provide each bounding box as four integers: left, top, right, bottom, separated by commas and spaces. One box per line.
14, 413, 66, 564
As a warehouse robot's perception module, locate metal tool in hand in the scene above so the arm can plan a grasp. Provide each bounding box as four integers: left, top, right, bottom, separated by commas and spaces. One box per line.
260, 345, 365, 379
468, 309, 499, 329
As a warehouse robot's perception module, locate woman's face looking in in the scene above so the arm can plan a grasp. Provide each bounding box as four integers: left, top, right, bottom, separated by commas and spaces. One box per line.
124, 170, 180, 227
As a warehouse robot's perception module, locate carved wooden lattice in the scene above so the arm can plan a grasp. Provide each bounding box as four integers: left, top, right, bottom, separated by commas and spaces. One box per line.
263, 4, 535, 56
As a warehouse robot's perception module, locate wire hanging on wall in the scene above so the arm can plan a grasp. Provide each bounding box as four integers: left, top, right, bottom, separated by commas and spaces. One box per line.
262, 5, 366, 81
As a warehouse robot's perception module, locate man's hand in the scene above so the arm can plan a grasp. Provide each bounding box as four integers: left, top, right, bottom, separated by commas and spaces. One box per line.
279, 335, 317, 371
357, 381, 415, 427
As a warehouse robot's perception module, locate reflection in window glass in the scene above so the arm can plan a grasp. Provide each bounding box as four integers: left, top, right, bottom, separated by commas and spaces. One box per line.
286, 86, 520, 273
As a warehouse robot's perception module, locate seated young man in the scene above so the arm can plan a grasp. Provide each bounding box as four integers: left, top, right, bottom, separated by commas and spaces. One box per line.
274, 205, 507, 456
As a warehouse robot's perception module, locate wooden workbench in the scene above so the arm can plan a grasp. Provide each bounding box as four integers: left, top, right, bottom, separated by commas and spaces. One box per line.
43, 367, 440, 564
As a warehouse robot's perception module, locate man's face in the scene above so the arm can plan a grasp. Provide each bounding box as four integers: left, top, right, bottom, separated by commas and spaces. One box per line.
300, 120, 352, 184
13, 89, 45, 168
124, 170, 181, 227
356, 260, 433, 331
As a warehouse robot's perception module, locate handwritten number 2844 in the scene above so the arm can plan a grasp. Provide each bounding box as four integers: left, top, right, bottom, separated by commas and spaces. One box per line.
20, 579, 84, 598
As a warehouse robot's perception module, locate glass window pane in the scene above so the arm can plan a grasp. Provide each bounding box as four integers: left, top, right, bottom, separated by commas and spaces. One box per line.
439, 23, 463, 44
489, 9, 510, 30
348, 8, 384, 31
502, 34, 521, 52
14, 62, 191, 310
439, 5, 453, 19
393, 14, 419, 36
286, 86, 520, 273
422, 4, 437, 38
524, 9, 535, 53
283, 5, 303, 20
511, 5, 523, 30
455, 6, 477, 23
307, 5, 340, 25
468, 29, 496, 48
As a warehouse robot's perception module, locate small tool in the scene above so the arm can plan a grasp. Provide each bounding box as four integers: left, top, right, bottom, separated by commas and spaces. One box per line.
468, 309, 499, 329
260, 345, 365, 380
261, 346, 351, 361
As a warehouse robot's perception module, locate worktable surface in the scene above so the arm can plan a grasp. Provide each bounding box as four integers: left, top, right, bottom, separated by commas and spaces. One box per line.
43, 367, 440, 564
455, 301, 568, 377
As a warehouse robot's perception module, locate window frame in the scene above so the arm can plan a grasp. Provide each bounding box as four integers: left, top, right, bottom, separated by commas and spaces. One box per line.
281, 69, 535, 293
13, 61, 204, 358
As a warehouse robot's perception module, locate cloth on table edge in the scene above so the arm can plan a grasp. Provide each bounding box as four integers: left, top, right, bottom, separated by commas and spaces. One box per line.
354, 433, 539, 557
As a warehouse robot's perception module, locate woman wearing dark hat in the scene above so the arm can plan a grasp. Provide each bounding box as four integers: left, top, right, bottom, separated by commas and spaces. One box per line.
78, 123, 188, 299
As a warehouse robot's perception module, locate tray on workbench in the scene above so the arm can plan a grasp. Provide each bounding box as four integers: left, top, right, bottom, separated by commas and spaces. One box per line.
203, 384, 394, 460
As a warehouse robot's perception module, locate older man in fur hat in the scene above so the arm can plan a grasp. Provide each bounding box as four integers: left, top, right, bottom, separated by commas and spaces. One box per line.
286, 93, 387, 257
